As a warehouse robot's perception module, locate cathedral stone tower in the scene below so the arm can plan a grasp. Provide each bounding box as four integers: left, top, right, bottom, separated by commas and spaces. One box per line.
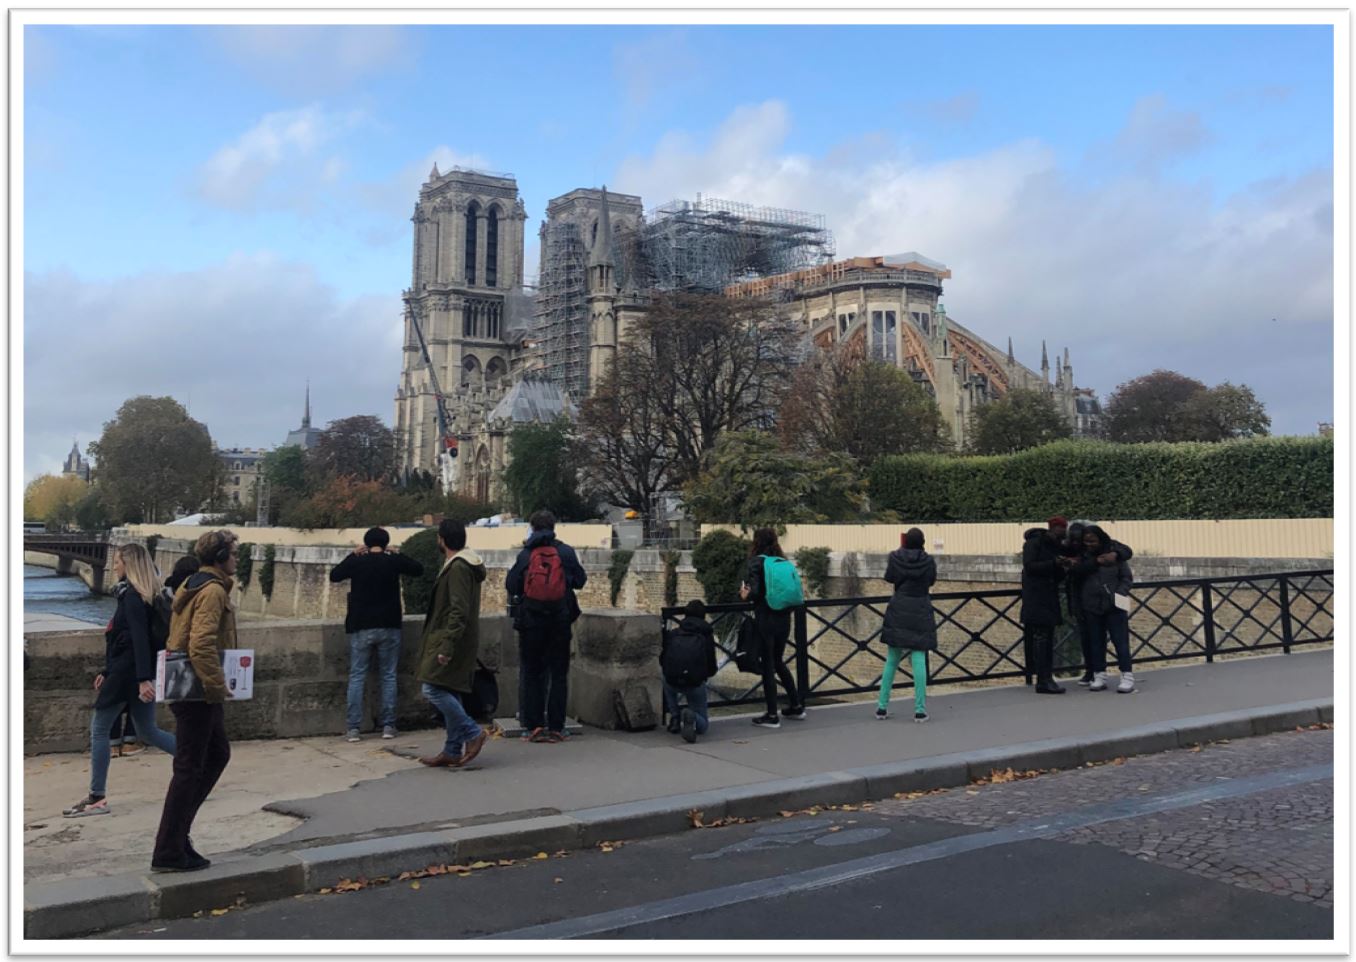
394, 166, 528, 476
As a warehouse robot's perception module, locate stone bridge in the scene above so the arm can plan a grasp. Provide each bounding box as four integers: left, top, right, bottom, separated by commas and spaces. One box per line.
23, 532, 109, 591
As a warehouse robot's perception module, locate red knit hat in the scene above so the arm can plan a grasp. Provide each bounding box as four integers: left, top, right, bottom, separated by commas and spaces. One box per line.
1047, 515, 1069, 529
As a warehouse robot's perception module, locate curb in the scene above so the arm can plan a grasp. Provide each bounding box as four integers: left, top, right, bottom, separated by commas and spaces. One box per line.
23, 697, 1333, 939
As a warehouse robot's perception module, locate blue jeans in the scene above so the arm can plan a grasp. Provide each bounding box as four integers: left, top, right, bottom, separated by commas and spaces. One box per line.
90, 697, 176, 797
421, 682, 482, 758
662, 680, 710, 735
348, 628, 403, 729
1085, 609, 1133, 674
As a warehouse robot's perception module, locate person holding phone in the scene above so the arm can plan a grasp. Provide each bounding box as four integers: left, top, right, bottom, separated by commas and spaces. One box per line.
876, 528, 937, 722
1071, 525, 1136, 693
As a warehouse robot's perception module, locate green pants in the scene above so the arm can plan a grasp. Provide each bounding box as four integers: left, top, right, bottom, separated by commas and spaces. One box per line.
878, 647, 927, 715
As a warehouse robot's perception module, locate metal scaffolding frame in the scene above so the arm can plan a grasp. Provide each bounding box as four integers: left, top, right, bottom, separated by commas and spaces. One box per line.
532, 219, 590, 401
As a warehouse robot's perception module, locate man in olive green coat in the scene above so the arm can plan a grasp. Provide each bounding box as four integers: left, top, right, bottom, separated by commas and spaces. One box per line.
416, 519, 489, 768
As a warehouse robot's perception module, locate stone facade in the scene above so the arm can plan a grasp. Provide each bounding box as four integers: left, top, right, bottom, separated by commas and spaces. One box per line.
217, 447, 266, 508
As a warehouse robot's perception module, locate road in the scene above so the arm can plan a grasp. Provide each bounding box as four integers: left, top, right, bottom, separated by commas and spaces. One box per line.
101, 727, 1333, 941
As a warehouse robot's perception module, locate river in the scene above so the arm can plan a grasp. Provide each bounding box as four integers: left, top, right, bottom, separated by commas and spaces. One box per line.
23, 564, 116, 627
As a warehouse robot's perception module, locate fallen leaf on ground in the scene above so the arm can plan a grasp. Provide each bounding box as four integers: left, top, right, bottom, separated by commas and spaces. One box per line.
533, 852, 549, 860
827, 826, 842, 833
687, 809, 705, 828
1137, 784, 1150, 792
318, 888, 333, 895
468, 860, 494, 870
1188, 746, 1202, 753
1112, 757, 1126, 765
410, 881, 421, 890
553, 877, 564, 883
965, 790, 979, 796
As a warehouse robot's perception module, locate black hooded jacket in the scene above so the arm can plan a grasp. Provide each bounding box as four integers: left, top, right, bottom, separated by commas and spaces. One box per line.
881, 547, 938, 651
1020, 528, 1065, 628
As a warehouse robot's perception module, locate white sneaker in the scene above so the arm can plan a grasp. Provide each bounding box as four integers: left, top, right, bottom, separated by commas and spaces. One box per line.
1088, 672, 1108, 691
381, 726, 398, 740
345, 729, 361, 742
1117, 672, 1135, 693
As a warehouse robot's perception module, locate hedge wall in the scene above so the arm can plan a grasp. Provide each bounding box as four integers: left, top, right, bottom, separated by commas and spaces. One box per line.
868, 438, 1332, 522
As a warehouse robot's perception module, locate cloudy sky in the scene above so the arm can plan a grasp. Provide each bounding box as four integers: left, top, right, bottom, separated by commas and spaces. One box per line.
22, 23, 1334, 480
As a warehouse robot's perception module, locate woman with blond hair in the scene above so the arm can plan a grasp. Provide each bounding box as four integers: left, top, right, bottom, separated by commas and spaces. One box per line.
63, 543, 177, 818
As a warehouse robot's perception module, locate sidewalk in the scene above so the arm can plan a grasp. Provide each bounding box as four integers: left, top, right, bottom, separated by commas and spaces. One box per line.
23, 650, 1333, 936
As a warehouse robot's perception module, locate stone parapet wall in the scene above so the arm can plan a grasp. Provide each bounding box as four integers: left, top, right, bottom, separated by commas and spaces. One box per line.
23, 611, 661, 755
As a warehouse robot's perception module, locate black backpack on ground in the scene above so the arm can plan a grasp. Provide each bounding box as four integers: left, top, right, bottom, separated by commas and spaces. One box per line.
662, 625, 710, 689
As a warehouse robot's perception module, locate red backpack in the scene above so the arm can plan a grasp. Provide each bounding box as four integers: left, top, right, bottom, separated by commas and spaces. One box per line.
523, 545, 567, 605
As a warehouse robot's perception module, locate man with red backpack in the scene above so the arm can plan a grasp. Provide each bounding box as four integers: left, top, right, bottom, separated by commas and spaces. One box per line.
505, 510, 588, 743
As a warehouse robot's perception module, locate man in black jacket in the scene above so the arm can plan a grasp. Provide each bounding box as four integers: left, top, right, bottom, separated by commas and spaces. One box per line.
504, 510, 587, 743
330, 527, 423, 741
1022, 517, 1067, 695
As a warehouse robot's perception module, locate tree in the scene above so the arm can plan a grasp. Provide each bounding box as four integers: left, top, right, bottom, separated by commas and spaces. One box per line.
779, 353, 948, 462
968, 388, 1073, 454
1181, 383, 1271, 441
259, 445, 311, 524
310, 415, 395, 483
1103, 370, 1271, 443
87, 396, 219, 523
24, 474, 88, 526
278, 476, 410, 530
576, 348, 679, 533
502, 418, 595, 521
682, 430, 867, 528
690, 529, 751, 605
73, 486, 113, 531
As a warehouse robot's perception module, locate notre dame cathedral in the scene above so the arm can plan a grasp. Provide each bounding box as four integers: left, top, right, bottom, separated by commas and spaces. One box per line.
392, 166, 1100, 503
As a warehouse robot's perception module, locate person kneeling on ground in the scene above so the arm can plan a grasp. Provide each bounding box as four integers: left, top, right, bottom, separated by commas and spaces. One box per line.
415, 519, 489, 769
660, 600, 718, 744
877, 527, 937, 723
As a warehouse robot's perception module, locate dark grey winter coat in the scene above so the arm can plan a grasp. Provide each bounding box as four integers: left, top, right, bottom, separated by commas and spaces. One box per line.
1074, 554, 1134, 616
881, 548, 938, 652
1020, 528, 1065, 628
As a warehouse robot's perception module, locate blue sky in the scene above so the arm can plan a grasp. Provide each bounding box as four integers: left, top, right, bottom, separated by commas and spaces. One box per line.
23, 23, 1335, 478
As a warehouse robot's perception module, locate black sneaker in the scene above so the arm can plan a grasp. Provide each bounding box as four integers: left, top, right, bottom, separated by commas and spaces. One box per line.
752, 714, 781, 729
151, 853, 211, 874
782, 706, 807, 720
666, 716, 682, 735
914, 711, 929, 723
875, 708, 888, 720
680, 708, 697, 744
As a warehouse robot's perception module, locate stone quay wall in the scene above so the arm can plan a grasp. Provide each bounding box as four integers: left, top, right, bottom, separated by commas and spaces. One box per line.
23, 611, 660, 756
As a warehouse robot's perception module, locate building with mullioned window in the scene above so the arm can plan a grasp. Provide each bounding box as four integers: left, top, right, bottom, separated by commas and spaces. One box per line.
393, 166, 1101, 499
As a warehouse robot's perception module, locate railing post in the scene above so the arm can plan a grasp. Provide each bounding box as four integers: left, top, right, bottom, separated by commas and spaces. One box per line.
1278, 576, 1294, 654
1201, 583, 1216, 664
794, 605, 810, 702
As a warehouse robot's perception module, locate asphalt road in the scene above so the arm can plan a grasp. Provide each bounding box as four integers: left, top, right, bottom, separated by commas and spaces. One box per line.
100, 728, 1334, 941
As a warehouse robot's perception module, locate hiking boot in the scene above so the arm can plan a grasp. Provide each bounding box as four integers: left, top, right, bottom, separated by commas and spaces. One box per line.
418, 752, 458, 768
875, 707, 889, 720
680, 708, 697, 744
666, 716, 682, 735
782, 706, 807, 720
752, 714, 781, 729
915, 711, 929, 723
1035, 681, 1066, 695
1088, 672, 1108, 691
63, 795, 109, 818
1117, 672, 1136, 694
381, 726, 398, 740
345, 729, 361, 743
151, 853, 211, 873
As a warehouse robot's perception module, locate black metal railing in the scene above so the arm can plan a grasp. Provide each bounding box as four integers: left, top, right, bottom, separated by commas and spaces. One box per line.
660, 570, 1334, 709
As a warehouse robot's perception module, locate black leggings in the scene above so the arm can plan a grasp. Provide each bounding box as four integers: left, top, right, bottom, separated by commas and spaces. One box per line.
759, 611, 799, 716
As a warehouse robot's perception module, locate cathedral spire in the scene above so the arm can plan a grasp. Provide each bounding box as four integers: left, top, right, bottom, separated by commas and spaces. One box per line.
429, 162, 440, 181
303, 381, 312, 430
1006, 336, 1015, 365
590, 186, 614, 269
1040, 340, 1049, 381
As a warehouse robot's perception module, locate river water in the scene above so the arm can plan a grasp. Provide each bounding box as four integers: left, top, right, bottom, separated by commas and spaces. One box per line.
23, 564, 116, 626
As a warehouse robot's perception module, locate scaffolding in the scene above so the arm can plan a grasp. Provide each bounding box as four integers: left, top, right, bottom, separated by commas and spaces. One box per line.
626, 196, 835, 293
532, 219, 590, 401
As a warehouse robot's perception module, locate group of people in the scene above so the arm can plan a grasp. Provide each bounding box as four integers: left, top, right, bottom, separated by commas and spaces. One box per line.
58, 511, 1134, 873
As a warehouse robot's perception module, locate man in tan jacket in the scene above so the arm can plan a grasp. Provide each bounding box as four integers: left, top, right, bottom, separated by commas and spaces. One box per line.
151, 529, 237, 873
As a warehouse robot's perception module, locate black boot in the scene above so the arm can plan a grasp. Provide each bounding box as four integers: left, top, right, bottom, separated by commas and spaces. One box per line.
1034, 630, 1065, 694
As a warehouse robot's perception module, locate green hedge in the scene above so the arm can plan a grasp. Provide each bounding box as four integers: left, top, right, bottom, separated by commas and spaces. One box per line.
868, 438, 1332, 522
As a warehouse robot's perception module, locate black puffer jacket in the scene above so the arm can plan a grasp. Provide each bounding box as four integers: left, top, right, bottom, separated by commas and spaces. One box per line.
1074, 553, 1134, 616
94, 581, 156, 710
881, 548, 938, 651
1020, 528, 1064, 628
1063, 539, 1133, 618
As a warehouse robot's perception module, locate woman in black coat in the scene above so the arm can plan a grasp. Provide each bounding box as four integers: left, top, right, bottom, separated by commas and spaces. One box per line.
63, 543, 178, 818
739, 528, 804, 728
1021, 519, 1068, 695
877, 528, 937, 722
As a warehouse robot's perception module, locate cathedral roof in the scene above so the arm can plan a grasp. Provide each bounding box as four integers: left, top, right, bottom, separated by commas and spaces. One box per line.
488, 378, 572, 424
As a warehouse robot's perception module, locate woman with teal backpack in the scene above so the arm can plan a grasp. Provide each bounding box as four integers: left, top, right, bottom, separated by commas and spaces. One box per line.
740, 528, 805, 729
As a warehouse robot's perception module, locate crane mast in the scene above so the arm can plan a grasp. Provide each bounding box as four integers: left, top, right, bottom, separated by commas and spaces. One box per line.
407, 308, 459, 494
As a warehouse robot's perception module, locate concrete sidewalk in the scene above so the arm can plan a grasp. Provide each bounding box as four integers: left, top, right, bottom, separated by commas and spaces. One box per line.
23, 649, 1333, 937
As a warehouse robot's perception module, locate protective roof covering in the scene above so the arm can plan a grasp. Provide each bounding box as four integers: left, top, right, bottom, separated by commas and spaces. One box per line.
882, 251, 949, 272
488, 377, 573, 424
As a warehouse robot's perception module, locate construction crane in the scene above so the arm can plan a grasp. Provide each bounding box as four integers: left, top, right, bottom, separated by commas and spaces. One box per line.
407, 307, 459, 494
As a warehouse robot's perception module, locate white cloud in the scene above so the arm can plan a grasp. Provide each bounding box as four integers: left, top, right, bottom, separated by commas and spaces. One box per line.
614, 99, 1333, 435
23, 256, 403, 482
197, 105, 364, 212
215, 26, 416, 97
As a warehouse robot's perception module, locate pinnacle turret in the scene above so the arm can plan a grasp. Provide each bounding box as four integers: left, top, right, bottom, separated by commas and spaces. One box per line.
429, 162, 440, 181
589, 186, 615, 269
1006, 336, 1015, 365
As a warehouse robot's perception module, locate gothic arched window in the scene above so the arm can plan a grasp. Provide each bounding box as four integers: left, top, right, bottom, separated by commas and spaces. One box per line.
486, 207, 499, 288
464, 202, 479, 285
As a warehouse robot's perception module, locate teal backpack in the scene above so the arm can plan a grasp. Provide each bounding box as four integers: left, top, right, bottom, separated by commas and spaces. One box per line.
762, 555, 805, 611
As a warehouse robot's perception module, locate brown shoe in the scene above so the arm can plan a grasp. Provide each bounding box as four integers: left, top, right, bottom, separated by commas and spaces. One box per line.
418, 753, 458, 768
459, 730, 488, 766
